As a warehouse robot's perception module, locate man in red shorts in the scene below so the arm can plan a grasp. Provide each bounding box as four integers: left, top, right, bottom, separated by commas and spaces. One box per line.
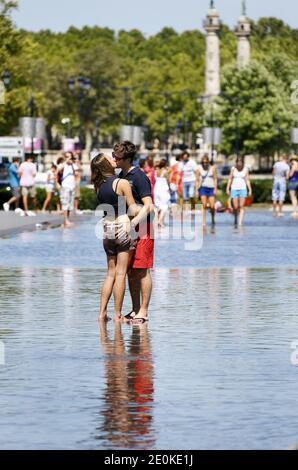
113, 141, 155, 325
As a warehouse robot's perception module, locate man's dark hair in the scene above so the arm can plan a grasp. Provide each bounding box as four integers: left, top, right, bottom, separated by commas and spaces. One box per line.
114, 141, 137, 163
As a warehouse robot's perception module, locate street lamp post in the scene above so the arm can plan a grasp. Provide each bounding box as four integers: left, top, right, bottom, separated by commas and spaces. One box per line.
1, 71, 11, 106
1, 71, 11, 88
143, 87, 189, 161
199, 94, 222, 163
68, 76, 91, 150
164, 93, 170, 161
291, 126, 298, 154
27, 96, 37, 156
61, 118, 72, 138
94, 117, 100, 149
234, 108, 240, 158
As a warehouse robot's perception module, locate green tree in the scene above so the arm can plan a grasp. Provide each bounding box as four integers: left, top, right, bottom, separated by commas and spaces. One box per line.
217, 61, 295, 156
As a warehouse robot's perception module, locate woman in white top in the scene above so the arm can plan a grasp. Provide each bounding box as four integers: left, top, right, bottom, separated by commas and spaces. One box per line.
197, 155, 218, 226
154, 159, 171, 229
42, 164, 57, 213
226, 158, 252, 227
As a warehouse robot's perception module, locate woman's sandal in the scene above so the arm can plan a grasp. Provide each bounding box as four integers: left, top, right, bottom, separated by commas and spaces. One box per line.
123, 311, 136, 321
131, 317, 148, 325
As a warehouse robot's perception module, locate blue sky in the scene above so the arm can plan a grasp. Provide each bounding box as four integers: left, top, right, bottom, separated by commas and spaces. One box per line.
13, 0, 297, 35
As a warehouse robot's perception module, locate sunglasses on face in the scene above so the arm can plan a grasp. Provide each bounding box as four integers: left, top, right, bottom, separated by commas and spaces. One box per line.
112, 152, 124, 161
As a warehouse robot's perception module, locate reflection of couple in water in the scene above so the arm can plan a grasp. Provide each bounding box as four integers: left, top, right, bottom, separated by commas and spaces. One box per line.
91, 141, 155, 325
98, 321, 155, 449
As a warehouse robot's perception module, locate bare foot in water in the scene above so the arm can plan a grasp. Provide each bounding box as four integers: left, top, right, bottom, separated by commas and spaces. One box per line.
98, 313, 111, 323
63, 221, 74, 229
114, 313, 122, 323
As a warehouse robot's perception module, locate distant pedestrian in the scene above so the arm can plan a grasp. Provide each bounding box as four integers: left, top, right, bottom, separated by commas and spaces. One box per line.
226, 158, 252, 227
197, 155, 218, 227
42, 164, 57, 213
272, 155, 290, 217
169, 155, 183, 208
288, 156, 298, 219
18, 155, 38, 217
139, 157, 147, 172
3, 158, 22, 214
178, 151, 198, 210
57, 152, 79, 228
73, 152, 83, 214
144, 154, 156, 195
154, 159, 170, 229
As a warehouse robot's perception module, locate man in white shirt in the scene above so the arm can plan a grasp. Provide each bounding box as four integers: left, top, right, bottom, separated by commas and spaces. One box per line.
57, 152, 79, 227
178, 151, 198, 209
18, 156, 38, 216
272, 155, 290, 217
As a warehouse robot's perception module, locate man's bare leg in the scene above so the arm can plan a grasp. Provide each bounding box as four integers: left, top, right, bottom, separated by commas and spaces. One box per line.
132, 269, 152, 322
127, 269, 141, 316
23, 195, 28, 213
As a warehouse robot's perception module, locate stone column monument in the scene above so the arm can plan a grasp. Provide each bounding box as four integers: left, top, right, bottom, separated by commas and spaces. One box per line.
235, 1, 251, 68
204, 1, 221, 100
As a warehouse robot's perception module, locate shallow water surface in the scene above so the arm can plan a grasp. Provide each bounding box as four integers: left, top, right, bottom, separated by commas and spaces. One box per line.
0, 212, 298, 449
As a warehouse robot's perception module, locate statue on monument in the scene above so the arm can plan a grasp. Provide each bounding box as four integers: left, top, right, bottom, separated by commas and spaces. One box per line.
242, 0, 247, 16
210, 0, 215, 8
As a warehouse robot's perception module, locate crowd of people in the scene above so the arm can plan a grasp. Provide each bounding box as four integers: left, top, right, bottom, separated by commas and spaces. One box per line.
4, 150, 298, 231
3, 151, 83, 228
139, 151, 253, 229
272, 154, 298, 218
139, 151, 298, 228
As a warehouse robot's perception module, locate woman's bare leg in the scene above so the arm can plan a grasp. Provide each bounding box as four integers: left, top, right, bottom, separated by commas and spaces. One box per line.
209, 196, 216, 225
239, 198, 246, 226
201, 196, 208, 226
42, 193, 52, 212
232, 199, 239, 226
290, 190, 298, 217
99, 256, 116, 322
158, 209, 167, 228
113, 251, 129, 319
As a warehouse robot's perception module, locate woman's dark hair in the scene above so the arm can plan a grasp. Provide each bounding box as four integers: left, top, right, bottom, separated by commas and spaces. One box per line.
159, 159, 168, 169
139, 159, 146, 170
114, 141, 137, 163
201, 155, 210, 164
91, 153, 115, 192
56, 156, 65, 165
182, 151, 190, 159
64, 151, 74, 160
147, 154, 155, 168
51, 164, 57, 170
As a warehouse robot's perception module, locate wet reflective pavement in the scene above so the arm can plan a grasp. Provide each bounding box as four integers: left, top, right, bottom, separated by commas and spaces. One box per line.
0, 212, 298, 449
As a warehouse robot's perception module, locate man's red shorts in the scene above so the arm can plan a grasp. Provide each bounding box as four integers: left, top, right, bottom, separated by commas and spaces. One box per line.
131, 223, 154, 269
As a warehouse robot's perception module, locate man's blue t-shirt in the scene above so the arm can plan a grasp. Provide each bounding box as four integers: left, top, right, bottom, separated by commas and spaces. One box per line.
119, 167, 152, 205
119, 167, 153, 223
8, 163, 20, 188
